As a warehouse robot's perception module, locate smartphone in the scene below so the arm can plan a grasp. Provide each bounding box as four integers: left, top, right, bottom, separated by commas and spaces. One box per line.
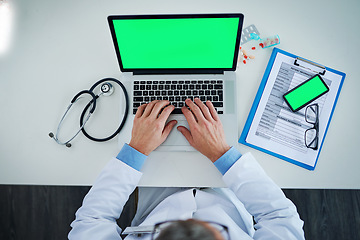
283, 74, 329, 112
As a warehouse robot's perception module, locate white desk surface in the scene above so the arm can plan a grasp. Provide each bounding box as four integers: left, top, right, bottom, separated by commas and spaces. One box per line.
1, 0, 359, 189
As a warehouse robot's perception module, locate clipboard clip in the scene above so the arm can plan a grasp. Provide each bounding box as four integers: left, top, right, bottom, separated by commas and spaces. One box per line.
294, 57, 326, 75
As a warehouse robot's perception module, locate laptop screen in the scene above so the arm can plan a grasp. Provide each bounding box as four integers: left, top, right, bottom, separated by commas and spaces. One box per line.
108, 14, 243, 74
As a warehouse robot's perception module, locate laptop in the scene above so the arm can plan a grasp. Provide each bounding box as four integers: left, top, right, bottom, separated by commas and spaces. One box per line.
108, 13, 244, 151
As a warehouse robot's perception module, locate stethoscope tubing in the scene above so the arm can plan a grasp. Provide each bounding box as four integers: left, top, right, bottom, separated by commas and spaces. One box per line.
50, 78, 128, 147
50, 90, 96, 147
80, 78, 129, 142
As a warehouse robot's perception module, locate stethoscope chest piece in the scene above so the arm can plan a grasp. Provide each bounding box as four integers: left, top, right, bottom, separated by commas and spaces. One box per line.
100, 82, 114, 97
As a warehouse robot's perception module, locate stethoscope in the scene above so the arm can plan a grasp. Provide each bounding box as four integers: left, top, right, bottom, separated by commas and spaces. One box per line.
49, 78, 129, 147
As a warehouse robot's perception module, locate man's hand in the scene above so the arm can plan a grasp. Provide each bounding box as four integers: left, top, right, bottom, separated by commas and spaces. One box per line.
129, 100, 177, 155
177, 98, 230, 162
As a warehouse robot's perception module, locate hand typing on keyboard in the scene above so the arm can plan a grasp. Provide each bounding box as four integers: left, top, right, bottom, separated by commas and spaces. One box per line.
129, 98, 229, 162
129, 100, 177, 155
177, 98, 230, 162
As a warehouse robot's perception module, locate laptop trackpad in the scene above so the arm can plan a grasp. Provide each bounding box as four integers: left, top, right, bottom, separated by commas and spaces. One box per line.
162, 120, 190, 146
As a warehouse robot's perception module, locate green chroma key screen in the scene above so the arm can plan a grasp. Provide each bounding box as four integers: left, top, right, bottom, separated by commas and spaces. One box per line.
110, 17, 240, 69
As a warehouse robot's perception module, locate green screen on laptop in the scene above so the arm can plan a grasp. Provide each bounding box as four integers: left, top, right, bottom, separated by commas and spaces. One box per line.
108, 14, 243, 73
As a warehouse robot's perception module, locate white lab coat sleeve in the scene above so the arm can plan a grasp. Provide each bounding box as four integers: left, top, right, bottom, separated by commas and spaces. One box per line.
223, 152, 305, 240
68, 158, 143, 240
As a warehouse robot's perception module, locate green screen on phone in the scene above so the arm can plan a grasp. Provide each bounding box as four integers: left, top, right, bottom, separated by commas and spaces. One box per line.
283, 75, 329, 111
111, 17, 240, 69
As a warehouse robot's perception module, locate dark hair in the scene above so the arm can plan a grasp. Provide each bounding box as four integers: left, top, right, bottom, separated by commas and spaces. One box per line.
155, 219, 218, 240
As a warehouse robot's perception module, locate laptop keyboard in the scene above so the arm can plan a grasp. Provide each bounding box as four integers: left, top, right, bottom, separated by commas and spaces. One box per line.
133, 80, 224, 114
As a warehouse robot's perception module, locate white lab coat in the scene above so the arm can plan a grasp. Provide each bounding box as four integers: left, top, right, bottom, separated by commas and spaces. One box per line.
68, 152, 305, 240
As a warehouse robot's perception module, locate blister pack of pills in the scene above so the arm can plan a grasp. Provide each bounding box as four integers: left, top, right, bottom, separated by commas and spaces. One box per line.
240, 24, 260, 45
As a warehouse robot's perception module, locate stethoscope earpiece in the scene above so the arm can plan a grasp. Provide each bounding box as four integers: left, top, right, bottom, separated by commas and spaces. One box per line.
49, 132, 72, 147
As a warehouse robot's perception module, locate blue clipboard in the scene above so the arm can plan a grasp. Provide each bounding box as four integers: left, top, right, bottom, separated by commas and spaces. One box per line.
239, 47, 346, 170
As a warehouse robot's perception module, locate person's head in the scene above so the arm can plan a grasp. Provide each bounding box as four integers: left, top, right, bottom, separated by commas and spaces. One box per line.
152, 219, 229, 240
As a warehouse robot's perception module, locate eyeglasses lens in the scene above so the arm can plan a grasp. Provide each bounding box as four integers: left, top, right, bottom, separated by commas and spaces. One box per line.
305, 105, 317, 124
305, 128, 318, 148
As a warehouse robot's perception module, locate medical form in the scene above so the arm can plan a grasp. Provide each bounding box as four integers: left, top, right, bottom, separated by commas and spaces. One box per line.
240, 48, 345, 170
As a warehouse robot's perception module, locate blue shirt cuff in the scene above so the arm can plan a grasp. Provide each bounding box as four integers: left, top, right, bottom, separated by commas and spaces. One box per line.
116, 144, 148, 171
213, 147, 242, 175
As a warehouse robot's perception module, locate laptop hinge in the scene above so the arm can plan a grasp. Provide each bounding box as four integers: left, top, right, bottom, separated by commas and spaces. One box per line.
132, 69, 224, 75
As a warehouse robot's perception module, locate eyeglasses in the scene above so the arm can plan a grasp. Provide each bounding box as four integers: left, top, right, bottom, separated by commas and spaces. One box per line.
150, 220, 230, 240
304, 103, 319, 150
